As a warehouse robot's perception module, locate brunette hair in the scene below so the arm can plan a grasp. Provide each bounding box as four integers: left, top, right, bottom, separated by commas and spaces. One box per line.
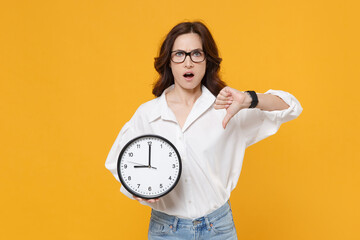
152, 21, 226, 97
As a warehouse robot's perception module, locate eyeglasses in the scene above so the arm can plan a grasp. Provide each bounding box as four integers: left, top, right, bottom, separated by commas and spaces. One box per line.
170, 49, 206, 63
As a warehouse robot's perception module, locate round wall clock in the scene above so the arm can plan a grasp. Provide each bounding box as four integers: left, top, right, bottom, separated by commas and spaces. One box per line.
117, 134, 182, 199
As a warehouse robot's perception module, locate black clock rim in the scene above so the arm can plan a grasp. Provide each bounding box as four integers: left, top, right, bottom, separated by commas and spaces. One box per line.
117, 134, 182, 199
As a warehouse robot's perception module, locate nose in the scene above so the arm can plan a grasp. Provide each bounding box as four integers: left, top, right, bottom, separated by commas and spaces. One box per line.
184, 55, 194, 68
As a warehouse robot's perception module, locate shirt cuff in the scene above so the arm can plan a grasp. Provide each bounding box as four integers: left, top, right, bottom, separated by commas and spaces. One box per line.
264, 89, 303, 122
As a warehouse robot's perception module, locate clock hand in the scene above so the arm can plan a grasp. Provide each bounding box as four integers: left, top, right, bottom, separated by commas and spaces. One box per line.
134, 165, 157, 169
148, 142, 152, 167
127, 161, 157, 169
127, 161, 146, 165
133, 163, 148, 167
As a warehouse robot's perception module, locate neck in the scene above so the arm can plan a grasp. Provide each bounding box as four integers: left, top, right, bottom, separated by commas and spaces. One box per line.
167, 84, 202, 106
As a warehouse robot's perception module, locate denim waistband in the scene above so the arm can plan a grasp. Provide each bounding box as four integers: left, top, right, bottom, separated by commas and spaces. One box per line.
150, 200, 232, 230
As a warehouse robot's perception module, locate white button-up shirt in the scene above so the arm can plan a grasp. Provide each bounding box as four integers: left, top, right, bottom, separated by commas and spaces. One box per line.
105, 85, 303, 219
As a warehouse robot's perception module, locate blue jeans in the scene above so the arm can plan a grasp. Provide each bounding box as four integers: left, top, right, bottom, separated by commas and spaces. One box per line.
148, 200, 238, 240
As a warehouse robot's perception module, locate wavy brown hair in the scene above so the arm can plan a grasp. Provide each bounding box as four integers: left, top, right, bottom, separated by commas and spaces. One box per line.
152, 21, 226, 97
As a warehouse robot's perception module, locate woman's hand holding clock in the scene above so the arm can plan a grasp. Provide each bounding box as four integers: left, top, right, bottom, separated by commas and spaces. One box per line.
133, 195, 160, 203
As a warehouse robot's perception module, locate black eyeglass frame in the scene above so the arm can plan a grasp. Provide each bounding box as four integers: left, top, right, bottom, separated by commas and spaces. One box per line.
170, 49, 206, 63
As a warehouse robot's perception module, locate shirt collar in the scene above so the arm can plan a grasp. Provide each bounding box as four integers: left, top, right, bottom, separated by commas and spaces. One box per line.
148, 85, 216, 130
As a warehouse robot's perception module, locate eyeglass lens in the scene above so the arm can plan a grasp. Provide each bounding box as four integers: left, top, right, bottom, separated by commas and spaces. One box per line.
171, 50, 205, 63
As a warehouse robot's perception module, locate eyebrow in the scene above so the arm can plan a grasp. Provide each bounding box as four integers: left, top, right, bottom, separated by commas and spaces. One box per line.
172, 48, 203, 52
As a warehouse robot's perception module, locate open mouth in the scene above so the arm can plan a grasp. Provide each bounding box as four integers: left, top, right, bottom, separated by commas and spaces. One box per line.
183, 73, 194, 79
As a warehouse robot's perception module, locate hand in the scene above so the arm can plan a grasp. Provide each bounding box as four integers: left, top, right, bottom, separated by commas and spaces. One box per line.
133, 195, 160, 203
214, 86, 252, 129
148, 142, 152, 167
126, 161, 157, 169
134, 165, 157, 169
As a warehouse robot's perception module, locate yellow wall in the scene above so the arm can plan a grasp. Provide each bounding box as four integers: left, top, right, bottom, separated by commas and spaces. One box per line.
1, 0, 359, 239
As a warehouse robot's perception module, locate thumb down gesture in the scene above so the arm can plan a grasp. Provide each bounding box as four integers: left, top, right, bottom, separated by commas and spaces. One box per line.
214, 86, 252, 129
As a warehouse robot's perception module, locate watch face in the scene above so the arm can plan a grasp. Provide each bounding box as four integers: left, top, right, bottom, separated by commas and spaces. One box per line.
117, 135, 182, 199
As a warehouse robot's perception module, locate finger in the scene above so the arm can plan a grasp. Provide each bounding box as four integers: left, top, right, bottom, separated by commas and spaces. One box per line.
218, 87, 230, 97
223, 86, 233, 95
214, 101, 232, 110
133, 196, 143, 202
215, 99, 232, 105
216, 94, 229, 101
220, 90, 231, 98
216, 97, 233, 105
214, 104, 228, 110
133, 196, 160, 203
214, 104, 223, 110
222, 112, 234, 129
214, 98, 233, 110
217, 91, 233, 100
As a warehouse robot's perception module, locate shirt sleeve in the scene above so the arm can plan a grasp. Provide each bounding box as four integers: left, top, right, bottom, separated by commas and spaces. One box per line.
104, 120, 136, 200
236, 89, 303, 148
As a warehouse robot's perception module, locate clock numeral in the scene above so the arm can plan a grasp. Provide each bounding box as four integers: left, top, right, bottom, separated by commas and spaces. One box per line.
148, 141, 152, 146
168, 176, 172, 180
128, 152, 133, 157
169, 152, 172, 157
136, 144, 141, 148
137, 184, 140, 188
124, 164, 127, 169
172, 164, 175, 168
160, 144, 163, 148
128, 176, 131, 181
160, 184, 163, 188
148, 186, 152, 191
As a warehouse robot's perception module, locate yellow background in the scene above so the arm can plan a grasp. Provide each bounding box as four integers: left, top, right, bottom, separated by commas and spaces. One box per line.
1, 0, 359, 239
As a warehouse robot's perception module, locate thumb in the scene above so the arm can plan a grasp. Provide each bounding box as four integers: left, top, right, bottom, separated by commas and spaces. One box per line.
222, 112, 233, 129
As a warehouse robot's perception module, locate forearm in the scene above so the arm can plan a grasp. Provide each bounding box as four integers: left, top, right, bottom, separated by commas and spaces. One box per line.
244, 92, 290, 111
215, 87, 296, 128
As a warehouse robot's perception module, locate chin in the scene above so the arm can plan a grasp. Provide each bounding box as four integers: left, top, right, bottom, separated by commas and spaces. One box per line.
174, 76, 202, 89
179, 81, 202, 91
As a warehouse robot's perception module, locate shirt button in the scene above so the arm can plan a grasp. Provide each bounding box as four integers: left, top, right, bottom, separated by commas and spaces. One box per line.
189, 201, 192, 204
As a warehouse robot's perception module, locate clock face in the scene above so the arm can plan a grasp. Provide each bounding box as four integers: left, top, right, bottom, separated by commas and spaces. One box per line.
117, 135, 182, 199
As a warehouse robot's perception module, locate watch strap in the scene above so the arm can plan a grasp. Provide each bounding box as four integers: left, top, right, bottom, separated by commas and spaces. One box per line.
245, 91, 258, 108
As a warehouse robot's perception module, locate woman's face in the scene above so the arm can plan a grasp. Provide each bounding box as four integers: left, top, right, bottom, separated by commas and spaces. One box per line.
170, 33, 206, 92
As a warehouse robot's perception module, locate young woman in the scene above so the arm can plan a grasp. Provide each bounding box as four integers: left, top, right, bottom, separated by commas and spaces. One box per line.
105, 21, 302, 239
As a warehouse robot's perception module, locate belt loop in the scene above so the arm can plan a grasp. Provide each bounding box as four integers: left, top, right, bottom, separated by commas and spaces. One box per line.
204, 217, 211, 231
172, 217, 179, 231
